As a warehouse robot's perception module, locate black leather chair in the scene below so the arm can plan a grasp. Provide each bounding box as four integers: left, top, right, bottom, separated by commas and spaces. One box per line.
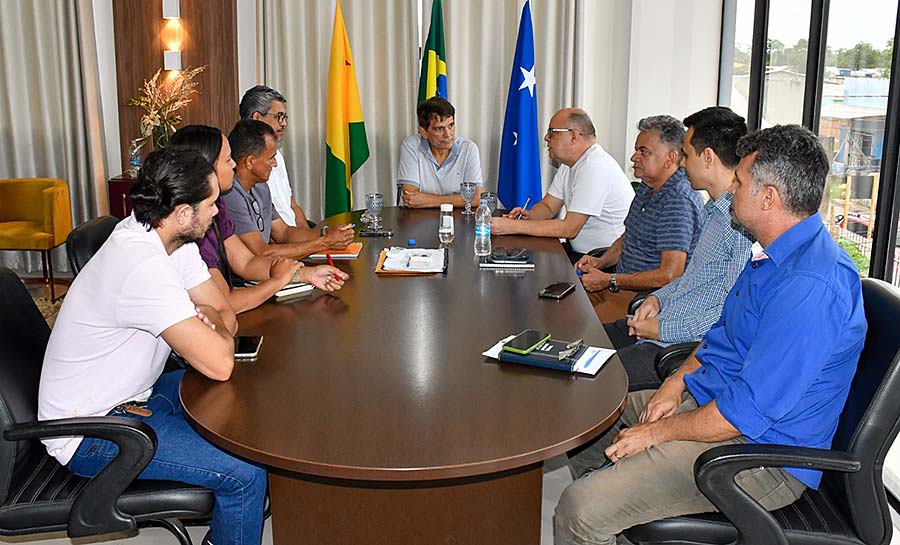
0, 267, 214, 543
625, 278, 900, 545
65, 215, 119, 277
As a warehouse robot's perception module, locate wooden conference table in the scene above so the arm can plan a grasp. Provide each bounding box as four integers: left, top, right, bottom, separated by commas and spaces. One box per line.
180, 207, 628, 545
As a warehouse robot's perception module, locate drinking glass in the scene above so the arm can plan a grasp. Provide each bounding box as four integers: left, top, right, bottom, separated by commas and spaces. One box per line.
481, 191, 498, 215
366, 193, 384, 230
460, 182, 478, 216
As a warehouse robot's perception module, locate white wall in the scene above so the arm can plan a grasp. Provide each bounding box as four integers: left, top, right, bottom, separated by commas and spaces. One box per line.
584, 0, 722, 169
236, 0, 259, 99
92, 0, 121, 179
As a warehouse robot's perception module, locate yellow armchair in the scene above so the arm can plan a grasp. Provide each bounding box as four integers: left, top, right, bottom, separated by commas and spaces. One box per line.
0, 178, 73, 298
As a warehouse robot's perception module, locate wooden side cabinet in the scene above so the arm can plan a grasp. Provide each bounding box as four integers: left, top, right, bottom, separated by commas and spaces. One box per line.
108, 173, 135, 219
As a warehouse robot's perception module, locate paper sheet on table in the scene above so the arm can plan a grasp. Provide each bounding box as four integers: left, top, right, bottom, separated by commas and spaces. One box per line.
381, 247, 445, 272
482, 336, 616, 376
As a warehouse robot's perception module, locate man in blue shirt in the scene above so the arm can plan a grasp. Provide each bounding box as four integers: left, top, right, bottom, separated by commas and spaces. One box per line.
576, 115, 704, 294
397, 97, 484, 208
605, 107, 753, 391
555, 125, 867, 545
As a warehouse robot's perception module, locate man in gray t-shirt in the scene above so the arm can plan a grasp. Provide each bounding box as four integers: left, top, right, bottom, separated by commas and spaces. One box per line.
398, 97, 483, 208
223, 120, 354, 259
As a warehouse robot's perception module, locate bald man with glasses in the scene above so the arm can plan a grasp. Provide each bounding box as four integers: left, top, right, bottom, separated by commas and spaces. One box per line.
491, 108, 633, 263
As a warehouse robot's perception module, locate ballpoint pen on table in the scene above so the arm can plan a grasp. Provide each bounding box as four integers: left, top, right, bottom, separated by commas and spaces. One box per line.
517, 196, 532, 220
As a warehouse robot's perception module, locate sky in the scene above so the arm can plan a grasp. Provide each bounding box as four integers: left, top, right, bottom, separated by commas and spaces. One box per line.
735, 0, 896, 51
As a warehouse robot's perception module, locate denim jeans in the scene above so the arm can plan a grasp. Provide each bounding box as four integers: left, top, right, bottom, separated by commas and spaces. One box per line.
68, 370, 267, 545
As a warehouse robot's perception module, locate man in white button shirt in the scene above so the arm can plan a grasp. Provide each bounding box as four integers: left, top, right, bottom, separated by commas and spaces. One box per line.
240, 85, 314, 230
491, 108, 634, 263
398, 97, 484, 208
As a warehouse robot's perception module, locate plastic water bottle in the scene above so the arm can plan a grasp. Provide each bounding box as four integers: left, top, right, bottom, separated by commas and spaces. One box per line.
474, 202, 491, 256
128, 139, 143, 176
439, 203, 455, 244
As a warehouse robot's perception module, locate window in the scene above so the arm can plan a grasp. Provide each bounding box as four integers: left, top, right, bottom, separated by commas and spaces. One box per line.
761, 0, 811, 127
816, 0, 896, 279
721, 0, 756, 119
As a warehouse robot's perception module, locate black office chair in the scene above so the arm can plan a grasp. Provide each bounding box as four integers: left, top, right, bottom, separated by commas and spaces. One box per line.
65, 215, 119, 277
0, 267, 214, 544
625, 278, 900, 545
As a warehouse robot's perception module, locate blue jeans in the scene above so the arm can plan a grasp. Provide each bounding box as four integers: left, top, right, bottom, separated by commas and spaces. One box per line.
69, 370, 267, 545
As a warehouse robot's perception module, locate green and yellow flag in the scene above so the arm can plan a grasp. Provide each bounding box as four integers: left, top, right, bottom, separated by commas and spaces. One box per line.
417, 0, 447, 102
325, 0, 369, 216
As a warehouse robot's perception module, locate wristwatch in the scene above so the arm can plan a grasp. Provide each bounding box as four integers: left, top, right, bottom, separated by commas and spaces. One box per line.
608, 273, 620, 293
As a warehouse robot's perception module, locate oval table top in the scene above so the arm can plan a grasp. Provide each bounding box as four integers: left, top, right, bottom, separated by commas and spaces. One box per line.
181, 207, 627, 481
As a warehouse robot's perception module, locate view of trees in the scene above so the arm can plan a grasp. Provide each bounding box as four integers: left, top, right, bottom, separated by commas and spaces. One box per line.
733, 39, 894, 77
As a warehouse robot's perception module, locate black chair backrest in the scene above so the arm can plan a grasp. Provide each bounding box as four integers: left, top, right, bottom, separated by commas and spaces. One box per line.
823, 278, 900, 545
66, 216, 119, 277
0, 267, 51, 504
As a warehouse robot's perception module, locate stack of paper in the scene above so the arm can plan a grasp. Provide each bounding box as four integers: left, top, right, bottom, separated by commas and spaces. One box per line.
244, 281, 314, 301
309, 242, 363, 259
381, 247, 446, 272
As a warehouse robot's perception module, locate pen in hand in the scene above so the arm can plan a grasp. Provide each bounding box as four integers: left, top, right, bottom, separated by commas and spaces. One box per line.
517, 196, 532, 220
326, 254, 341, 281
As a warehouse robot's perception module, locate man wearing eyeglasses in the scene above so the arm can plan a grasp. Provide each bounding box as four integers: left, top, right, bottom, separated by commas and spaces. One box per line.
221, 120, 354, 262
490, 108, 633, 263
398, 97, 484, 208
240, 85, 315, 232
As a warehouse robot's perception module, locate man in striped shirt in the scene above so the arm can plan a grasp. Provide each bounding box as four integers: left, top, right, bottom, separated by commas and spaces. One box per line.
576, 115, 704, 294
604, 107, 753, 390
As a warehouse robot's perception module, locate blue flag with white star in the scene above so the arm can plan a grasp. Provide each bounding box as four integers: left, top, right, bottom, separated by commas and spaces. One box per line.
498, 0, 541, 211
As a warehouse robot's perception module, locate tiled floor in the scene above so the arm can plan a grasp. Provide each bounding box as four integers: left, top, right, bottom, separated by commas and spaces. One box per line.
0, 456, 574, 545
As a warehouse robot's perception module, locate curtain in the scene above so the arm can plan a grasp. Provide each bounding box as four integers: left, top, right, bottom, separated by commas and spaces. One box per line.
260, 0, 575, 219
261, 0, 418, 218
442, 0, 575, 194
0, 0, 108, 273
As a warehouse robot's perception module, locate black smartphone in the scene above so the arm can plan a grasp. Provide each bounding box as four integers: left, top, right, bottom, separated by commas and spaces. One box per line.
491, 247, 530, 263
502, 329, 552, 355
235, 335, 264, 360
539, 282, 576, 300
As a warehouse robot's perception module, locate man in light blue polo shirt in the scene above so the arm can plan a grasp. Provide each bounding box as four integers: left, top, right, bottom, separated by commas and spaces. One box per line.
555, 125, 867, 545
576, 115, 704, 294
398, 97, 483, 208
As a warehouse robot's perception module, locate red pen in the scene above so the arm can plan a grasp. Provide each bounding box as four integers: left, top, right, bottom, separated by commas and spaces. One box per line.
326, 254, 341, 281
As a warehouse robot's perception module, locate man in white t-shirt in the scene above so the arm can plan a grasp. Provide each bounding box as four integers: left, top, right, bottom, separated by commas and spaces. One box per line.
240, 84, 315, 230
491, 108, 634, 263
38, 148, 266, 545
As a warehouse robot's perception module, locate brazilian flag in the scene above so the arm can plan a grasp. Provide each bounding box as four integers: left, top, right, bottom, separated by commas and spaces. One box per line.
417, 0, 447, 102
325, 0, 369, 217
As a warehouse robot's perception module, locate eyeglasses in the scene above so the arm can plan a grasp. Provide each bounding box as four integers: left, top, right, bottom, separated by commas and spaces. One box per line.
545, 127, 576, 138
266, 111, 289, 124
247, 194, 264, 232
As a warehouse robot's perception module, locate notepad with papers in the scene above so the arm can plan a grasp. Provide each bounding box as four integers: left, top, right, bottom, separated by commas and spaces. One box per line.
245, 281, 315, 301
309, 242, 363, 259
375, 247, 447, 274
483, 335, 616, 376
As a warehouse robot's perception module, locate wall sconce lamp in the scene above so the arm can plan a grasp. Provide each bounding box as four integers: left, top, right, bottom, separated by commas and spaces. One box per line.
162, 0, 180, 19
162, 0, 181, 70
164, 50, 182, 71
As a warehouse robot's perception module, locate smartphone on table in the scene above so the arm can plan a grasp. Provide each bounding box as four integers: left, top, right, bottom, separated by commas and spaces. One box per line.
539, 282, 576, 300
235, 335, 264, 360
502, 329, 552, 355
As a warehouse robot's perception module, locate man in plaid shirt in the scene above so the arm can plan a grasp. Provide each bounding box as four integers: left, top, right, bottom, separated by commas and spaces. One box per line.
604, 107, 753, 391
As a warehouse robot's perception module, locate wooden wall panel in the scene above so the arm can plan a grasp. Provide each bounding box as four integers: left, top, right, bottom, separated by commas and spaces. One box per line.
113, 0, 239, 172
